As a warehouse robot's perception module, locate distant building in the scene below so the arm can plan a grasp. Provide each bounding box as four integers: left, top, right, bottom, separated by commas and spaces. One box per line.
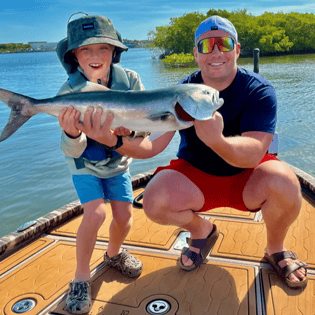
124, 42, 137, 48
28, 41, 57, 51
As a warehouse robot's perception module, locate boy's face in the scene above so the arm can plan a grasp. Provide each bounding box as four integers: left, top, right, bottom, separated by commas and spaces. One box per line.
73, 43, 115, 83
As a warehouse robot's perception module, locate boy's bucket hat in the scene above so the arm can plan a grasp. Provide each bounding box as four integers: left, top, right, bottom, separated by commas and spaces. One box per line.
62, 13, 128, 65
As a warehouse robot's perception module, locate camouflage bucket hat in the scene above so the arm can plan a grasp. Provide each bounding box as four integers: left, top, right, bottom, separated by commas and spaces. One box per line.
63, 13, 128, 63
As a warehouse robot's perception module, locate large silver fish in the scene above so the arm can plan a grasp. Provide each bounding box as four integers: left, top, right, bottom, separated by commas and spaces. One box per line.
0, 83, 223, 142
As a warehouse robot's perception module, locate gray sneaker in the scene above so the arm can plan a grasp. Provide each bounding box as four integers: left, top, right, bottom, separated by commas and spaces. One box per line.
104, 249, 143, 278
65, 280, 92, 314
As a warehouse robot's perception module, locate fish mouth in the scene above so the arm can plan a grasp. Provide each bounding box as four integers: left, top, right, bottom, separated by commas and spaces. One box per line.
148, 102, 194, 123
175, 102, 195, 122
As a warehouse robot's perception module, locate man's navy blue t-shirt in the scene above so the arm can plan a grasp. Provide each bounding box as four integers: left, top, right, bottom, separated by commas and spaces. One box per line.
177, 67, 277, 176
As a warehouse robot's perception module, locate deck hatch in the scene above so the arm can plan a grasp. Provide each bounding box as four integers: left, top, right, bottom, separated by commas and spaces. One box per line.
146, 299, 171, 314
12, 299, 36, 313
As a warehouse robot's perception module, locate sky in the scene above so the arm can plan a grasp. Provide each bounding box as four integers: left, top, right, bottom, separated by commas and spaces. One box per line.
1, 0, 314, 44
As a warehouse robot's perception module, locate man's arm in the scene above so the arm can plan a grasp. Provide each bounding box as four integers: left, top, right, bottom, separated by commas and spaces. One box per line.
116, 131, 175, 159
194, 111, 274, 168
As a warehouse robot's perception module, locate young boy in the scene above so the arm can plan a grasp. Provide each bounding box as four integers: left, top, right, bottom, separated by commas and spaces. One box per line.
56, 13, 145, 314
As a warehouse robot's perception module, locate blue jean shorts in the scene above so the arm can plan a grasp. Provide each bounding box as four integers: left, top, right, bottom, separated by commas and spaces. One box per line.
72, 171, 133, 205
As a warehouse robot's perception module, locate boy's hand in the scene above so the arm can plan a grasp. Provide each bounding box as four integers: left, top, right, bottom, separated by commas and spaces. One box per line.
74, 107, 117, 147
113, 127, 132, 136
58, 106, 82, 138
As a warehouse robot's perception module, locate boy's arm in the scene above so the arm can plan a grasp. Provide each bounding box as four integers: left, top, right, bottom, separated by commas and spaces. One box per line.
74, 109, 175, 159
58, 106, 87, 158
57, 81, 88, 158
60, 131, 87, 158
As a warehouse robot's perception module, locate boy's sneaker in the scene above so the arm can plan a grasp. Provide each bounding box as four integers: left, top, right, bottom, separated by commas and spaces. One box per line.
104, 249, 143, 278
65, 280, 92, 314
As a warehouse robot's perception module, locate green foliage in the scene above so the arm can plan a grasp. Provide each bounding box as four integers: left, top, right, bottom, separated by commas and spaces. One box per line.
259, 29, 294, 53
148, 12, 205, 54
162, 53, 195, 67
148, 10, 315, 56
0, 43, 31, 53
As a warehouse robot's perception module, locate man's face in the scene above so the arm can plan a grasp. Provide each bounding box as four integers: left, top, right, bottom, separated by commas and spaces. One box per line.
73, 43, 115, 83
194, 30, 241, 88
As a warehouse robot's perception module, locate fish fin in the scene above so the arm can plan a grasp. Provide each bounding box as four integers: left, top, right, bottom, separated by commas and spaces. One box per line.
0, 88, 34, 142
78, 82, 110, 93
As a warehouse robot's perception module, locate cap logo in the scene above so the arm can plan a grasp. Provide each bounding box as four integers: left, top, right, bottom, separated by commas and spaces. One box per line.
82, 23, 94, 31
211, 26, 218, 30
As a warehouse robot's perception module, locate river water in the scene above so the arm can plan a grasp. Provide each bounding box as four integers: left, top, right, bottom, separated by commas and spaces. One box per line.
0, 49, 314, 237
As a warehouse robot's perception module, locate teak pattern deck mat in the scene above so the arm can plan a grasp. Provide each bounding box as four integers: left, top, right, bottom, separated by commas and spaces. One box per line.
53, 253, 256, 315
262, 269, 315, 315
210, 198, 315, 268
50, 208, 183, 250
1, 186, 314, 314
1, 240, 104, 315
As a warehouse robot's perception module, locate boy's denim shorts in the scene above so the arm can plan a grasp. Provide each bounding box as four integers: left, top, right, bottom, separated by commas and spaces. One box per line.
72, 171, 133, 205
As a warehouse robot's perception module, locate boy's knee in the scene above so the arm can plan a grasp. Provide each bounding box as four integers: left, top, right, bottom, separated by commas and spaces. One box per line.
83, 207, 106, 229
113, 214, 132, 228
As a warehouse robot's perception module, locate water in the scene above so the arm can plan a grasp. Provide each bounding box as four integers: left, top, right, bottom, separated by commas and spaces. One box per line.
0, 49, 314, 237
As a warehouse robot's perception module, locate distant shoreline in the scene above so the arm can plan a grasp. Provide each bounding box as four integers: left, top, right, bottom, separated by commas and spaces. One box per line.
0, 49, 56, 54
0, 40, 150, 54
0, 47, 146, 54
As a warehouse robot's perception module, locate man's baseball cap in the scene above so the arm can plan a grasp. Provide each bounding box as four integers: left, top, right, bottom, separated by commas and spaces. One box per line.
195, 15, 238, 44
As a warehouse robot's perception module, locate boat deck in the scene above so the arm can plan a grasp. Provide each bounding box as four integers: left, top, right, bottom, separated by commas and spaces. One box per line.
1, 168, 315, 315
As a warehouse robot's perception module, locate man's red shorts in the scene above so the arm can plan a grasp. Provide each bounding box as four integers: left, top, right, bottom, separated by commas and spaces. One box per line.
154, 154, 279, 212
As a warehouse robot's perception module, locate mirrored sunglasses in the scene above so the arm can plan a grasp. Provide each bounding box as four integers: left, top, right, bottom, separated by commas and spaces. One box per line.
197, 37, 235, 54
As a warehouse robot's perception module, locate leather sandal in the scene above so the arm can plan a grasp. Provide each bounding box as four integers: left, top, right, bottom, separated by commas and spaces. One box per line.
264, 250, 308, 289
178, 224, 219, 271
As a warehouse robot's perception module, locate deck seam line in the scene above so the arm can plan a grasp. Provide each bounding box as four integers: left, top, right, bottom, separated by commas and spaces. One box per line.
255, 266, 265, 315
0, 238, 58, 280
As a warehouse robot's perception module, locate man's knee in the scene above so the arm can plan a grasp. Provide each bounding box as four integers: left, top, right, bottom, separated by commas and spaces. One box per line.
143, 179, 170, 221
143, 169, 205, 224
265, 162, 301, 200
243, 161, 302, 210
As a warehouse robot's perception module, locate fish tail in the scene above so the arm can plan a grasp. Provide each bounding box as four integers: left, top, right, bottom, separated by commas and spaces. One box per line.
0, 88, 35, 142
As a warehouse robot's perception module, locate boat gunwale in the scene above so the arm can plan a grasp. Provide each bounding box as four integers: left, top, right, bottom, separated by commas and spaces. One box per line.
287, 163, 315, 199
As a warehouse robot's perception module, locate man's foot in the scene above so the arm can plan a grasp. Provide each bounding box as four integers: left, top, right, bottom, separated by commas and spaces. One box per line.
65, 280, 92, 314
104, 249, 143, 278
179, 223, 219, 271
264, 250, 308, 289
181, 221, 215, 268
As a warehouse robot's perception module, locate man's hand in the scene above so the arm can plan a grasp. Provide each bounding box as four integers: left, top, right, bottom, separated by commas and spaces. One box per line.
58, 106, 82, 138
74, 107, 117, 147
194, 111, 224, 147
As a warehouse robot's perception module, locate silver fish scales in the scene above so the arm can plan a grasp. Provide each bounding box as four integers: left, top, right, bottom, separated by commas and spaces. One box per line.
0, 84, 224, 142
